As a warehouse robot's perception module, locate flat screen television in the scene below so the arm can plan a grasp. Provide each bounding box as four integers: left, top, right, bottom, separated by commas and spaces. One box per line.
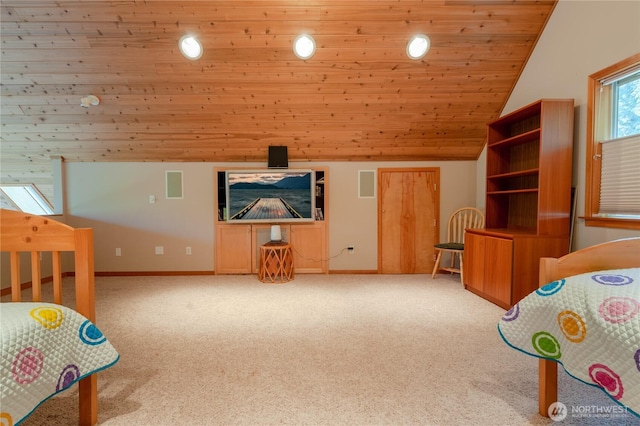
225, 170, 315, 223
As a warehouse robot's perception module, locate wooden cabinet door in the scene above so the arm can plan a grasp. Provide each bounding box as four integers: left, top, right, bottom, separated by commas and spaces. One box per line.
215, 224, 252, 274
463, 231, 485, 291
290, 223, 326, 273
483, 236, 513, 306
379, 168, 438, 274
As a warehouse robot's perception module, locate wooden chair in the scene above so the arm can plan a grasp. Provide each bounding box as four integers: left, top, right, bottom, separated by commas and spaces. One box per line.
431, 207, 484, 284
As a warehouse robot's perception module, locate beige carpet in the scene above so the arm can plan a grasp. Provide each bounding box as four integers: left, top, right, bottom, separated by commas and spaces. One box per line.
16, 274, 640, 425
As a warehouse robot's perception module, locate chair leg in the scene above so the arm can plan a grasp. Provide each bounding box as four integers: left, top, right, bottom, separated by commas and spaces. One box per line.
431, 250, 442, 279
459, 253, 464, 285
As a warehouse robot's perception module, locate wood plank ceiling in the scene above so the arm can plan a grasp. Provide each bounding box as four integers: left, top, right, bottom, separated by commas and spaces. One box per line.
0, 0, 557, 202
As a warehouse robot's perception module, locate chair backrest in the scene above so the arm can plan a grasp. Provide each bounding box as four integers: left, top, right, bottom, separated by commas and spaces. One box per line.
447, 207, 485, 244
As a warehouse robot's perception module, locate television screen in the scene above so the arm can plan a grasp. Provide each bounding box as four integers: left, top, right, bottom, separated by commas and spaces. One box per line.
225, 170, 315, 222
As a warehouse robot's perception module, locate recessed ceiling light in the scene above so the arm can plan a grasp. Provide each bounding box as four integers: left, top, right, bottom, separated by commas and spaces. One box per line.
407, 34, 430, 60
179, 35, 203, 60
293, 34, 316, 60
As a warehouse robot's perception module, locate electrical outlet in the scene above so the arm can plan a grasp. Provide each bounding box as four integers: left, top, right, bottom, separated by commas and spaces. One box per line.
348, 246, 355, 254
186, 246, 192, 255
155, 246, 164, 255
115, 248, 122, 257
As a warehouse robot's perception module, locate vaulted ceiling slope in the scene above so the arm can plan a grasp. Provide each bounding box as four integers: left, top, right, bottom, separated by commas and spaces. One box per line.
1, 0, 556, 200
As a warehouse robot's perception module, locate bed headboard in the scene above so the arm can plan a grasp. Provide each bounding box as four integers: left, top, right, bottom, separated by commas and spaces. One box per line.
0, 209, 96, 322
539, 237, 640, 286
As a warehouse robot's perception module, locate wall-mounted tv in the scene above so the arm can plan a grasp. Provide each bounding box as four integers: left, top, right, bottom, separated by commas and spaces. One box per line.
225, 170, 315, 223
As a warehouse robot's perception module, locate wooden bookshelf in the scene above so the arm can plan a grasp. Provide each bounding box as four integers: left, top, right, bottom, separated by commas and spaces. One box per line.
464, 99, 575, 309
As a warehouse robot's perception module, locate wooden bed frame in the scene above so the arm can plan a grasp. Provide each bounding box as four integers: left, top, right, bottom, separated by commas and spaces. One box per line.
1, 209, 99, 426
537, 237, 640, 417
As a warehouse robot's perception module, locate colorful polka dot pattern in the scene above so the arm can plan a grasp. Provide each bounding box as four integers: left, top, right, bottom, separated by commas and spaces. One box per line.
589, 364, 623, 400
502, 303, 519, 322
593, 273, 635, 286
535, 278, 566, 297
79, 320, 107, 345
1, 302, 120, 426
498, 268, 640, 417
599, 297, 639, 324
557, 310, 587, 343
56, 364, 81, 392
531, 331, 561, 359
29, 306, 64, 330
11, 347, 44, 385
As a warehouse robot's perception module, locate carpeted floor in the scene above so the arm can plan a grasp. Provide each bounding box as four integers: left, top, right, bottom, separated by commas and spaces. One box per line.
16, 274, 640, 425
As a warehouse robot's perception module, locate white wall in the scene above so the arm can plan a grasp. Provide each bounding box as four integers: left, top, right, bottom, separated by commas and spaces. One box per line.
64, 161, 477, 273
479, 0, 640, 250
65, 163, 216, 272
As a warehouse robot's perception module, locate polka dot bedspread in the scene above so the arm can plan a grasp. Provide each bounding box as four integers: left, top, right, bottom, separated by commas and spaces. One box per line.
498, 268, 640, 418
1, 302, 119, 425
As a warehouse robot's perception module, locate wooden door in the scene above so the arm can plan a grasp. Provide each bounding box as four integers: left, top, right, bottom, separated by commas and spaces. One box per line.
378, 168, 438, 274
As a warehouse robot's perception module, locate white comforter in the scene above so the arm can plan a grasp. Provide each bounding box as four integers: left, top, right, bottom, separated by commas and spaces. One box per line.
498, 268, 640, 418
1, 302, 119, 425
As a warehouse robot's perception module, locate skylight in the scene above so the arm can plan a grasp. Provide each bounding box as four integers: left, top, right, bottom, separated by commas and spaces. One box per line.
0, 184, 54, 215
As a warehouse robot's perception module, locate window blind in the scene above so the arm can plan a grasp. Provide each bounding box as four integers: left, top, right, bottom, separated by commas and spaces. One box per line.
599, 63, 640, 86
599, 134, 640, 214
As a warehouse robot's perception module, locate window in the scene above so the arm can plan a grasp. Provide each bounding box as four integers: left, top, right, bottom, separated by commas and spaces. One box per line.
0, 184, 54, 215
585, 53, 640, 230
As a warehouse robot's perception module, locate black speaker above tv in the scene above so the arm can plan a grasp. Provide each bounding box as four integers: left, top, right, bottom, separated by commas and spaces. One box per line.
268, 146, 288, 169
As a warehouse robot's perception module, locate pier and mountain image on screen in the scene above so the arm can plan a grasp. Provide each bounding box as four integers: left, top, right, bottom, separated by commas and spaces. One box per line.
226, 170, 314, 222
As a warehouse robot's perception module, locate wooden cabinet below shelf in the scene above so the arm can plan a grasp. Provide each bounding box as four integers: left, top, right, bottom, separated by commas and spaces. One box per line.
464, 231, 513, 308
215, 224, 252, 274
463, 229, 569, 309
214, 222, 327, 275
290, 222, 326, 273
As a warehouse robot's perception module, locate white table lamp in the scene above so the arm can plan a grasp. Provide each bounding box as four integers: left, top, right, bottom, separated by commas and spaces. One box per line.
270, 225, 282, 242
